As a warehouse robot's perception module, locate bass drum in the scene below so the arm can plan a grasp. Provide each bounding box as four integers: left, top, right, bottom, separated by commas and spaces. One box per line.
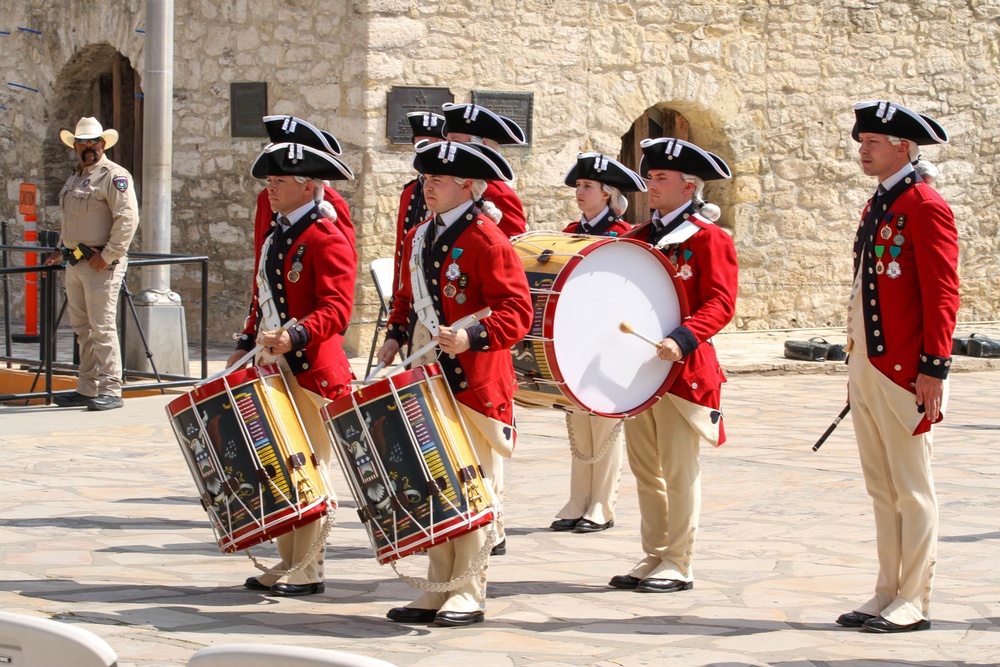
511, 231, 688, 417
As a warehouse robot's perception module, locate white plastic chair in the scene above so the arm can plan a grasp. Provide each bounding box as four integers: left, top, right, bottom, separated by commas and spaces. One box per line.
0, 611, 118, 667
365, 257, 397, 378
188, 643, 399, 667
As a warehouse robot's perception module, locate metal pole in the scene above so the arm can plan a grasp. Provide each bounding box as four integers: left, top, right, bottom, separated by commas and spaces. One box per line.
141, 0, 174, 290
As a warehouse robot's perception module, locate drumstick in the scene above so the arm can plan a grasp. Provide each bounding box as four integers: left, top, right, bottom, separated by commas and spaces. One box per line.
375, 308, 492, 381
812, 403, 851, 452
199, 317, 301, 385
619, 321, 662, 348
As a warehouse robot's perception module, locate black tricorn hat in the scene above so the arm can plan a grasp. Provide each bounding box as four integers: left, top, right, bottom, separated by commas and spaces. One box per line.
639, 138, 732, 181
440, 103, 526, 145
413, 140, 514, 181
407, 111, 446, 141
250, 143, 355, 180
564, 152, 647, 192
262, 115, 342, 155
851, 100, 948, 145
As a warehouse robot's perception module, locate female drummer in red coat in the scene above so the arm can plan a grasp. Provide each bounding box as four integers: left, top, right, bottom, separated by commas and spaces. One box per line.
550, 153, 644, 535
608, 138, 738, 594
228, 139, 356, 597
375, 140, 533, 627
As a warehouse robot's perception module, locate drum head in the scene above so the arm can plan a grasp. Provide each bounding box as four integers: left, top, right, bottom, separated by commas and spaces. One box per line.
550, 239, 683, 416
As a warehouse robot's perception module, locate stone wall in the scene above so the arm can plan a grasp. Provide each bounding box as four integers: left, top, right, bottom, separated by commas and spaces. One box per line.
1, 0, 998, 358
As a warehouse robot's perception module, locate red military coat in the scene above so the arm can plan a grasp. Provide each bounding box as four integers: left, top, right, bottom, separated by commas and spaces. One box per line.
645, 205, 739, 443
254, 186, 355, 264
386, 204, 533, 424
853, 176, 959, 431
237, 205, 356, 399
484, 180, 527, 239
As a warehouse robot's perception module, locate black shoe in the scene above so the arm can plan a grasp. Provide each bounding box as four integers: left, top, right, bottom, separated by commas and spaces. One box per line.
574, 519, 614, 533
434, 610, 485, 627
861, 616, 931, 633
608, 574, 641, 590
87, 395, 124, 411
267, 581, 324, 597
386, 607, 437, 623
243, 576, 271, 592
836, 611, 875, 627
490, 539, 506, 556
635, 578, 693, 593
550, 518, 581, 531
53, 391, 93, 408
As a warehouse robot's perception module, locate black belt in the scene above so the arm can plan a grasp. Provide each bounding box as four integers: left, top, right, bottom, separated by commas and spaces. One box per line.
62, 245, 118, 266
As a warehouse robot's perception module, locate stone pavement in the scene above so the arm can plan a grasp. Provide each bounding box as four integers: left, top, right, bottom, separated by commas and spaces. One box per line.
1, 328, 999, 666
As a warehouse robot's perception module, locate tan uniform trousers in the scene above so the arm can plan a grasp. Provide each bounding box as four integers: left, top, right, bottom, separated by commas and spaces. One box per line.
623, 394, 702, 582
848, 351, 939, 625
408, 403, 502, 614
255, 371, 334, 587
64, 258, 128, 397
556, 413, 623, 525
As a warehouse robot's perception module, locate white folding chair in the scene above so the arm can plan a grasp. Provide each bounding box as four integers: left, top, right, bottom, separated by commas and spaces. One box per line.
365, 257, 396, 378
188, 643, 398, 667
0, 611, 118, 667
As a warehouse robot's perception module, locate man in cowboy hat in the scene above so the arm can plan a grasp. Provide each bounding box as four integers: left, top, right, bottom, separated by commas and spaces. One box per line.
44, 117, 139, 411
228, 139, 356, 597
608, 137, 738, 594
375, 140, 532, 626
834, 100, 958, 634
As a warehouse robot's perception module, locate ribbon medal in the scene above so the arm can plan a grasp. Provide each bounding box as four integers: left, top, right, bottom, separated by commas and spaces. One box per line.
679, 249, 694, 280
288, 244, 307, 283
880, 225, 893, 240
455, 274, 469, 304
874, 245, 886, 274
887, 246, 902, 278
445, 247, 463, 281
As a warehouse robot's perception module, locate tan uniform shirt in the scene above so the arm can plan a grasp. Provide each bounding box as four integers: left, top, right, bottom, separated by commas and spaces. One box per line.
58, 155, 139, 264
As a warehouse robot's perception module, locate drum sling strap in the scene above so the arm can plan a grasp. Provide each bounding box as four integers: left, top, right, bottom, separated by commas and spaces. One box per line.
408, 220, 441, 337
253, 232, 283, 366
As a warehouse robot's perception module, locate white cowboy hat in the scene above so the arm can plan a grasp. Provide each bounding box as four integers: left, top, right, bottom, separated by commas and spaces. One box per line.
60, 117, 119, 150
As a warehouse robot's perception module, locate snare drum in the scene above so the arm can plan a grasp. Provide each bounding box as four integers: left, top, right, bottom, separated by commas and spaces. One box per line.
321, 363, 494, 564
166, 364, 334, 553
512, 231, 688, 417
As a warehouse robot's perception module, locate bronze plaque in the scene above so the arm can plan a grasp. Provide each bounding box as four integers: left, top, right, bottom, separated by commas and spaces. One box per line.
471, 90, 533, 145
230, 83, 268, 138
386, 86, 454, 144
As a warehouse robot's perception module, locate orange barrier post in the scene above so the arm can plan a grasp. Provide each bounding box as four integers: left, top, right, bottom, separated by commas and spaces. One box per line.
13, 184, 40, 343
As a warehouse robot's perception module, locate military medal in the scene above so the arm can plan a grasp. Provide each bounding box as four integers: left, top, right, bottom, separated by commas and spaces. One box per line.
679, 249, 694, 280
288, 243, 307, 283
880, 226, 893, 240
874, 245, 885, 274
455, 273, 469, 304
445, 247, 463, 281
887, 246, 902, 278
455, 293, 467, 304
443, 284, 457, 298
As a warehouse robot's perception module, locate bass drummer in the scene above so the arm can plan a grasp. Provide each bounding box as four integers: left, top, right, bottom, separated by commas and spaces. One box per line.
549, 153, 646, 535
375, 140, 532, 627
609, 138, 738, 594
227, 130, 357, 597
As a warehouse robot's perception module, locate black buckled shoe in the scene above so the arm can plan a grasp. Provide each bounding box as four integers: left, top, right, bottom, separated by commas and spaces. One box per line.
243, 576, 271, 592
53, 391, 93, 408
861, 616, 931, 633
267, 581, 324, 597
490, 539, 506, 556
386, 607, 437, 623
87, 395, 124, 411
434, 610, 485, 627
608, 574, 641, 590
835, 611, 875, 627
574, 519, 614, 533
550, 518, 580, 531
635, 578, 693, 593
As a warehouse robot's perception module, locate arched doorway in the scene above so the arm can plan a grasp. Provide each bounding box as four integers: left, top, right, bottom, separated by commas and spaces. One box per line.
45, 46, 143, 206
619, 107, 690, 227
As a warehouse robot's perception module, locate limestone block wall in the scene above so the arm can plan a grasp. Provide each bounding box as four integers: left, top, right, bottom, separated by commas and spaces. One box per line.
2, 0, 998, 361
